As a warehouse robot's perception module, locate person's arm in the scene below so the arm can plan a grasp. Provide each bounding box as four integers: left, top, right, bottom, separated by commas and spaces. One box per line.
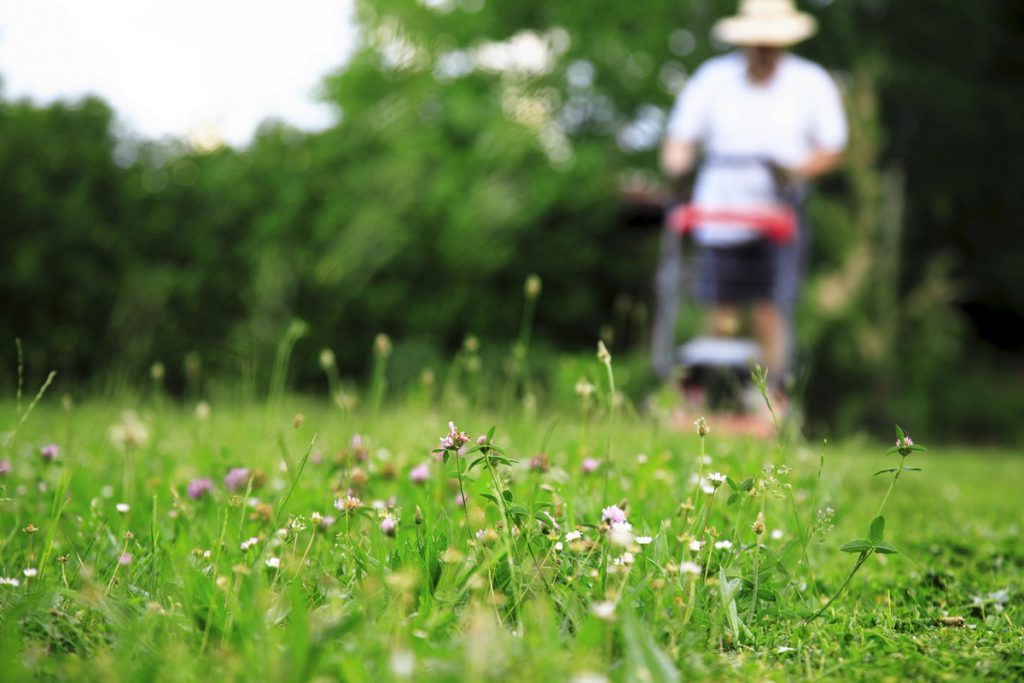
787, 147, 843, 182
660, 138, 698, 180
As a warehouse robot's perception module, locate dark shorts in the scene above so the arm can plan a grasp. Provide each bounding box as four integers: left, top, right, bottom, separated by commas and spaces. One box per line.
695, 239, 775, 304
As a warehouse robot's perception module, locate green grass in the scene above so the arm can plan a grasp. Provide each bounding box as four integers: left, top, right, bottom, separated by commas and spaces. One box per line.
0, 392, 1021, 682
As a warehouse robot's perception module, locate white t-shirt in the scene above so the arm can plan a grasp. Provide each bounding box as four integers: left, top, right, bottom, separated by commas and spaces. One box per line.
666, 51, 847, 245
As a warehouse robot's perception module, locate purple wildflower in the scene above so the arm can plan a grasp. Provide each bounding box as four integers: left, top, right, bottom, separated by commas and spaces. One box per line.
582, 458, 601, 475
118, 553, 133, 566
409, 463, 430, 484
187, 478, 215, 500
0, 459, 10, 477
380, 515, 397, 537
440, 421, 470, 450
224, 467, 251, 492
601, 505, 627, 527
40, 444, 59, 462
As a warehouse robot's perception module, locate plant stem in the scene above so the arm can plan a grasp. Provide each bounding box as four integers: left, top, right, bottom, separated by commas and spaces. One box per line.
454, 452, 473, 544
877, 455, 907, 518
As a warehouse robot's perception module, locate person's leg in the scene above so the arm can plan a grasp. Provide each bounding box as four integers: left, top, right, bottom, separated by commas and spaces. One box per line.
772, 211, 807, 385
752, 300, 783, 381
651, 221, 684, 379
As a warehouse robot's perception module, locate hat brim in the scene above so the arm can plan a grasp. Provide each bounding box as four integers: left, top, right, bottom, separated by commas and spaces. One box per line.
712, 14, 817, 47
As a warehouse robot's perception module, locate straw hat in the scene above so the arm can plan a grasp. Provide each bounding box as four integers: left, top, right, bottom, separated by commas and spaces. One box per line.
712, 0, 818, 47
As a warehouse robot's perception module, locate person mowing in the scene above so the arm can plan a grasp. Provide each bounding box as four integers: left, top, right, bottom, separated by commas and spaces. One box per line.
654, 0, 847, 410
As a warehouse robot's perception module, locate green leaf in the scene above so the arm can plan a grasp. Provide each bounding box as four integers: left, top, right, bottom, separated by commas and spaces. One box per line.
726, 476, 738, 491
442, 452, 450, 465
726, 493, 740, 506
480, 493, 499, 506
467, 457, 486, 471
840, 539, 873, 553
502, 489, 513, 502
486, 425, 496, 443
874, 467, 898, 476
739, 478, 755, 492
895, 424, 906, 441
869, 516, 885, 543
508, 503, 528, 517
874, 542, 899, 554
911, 444, 927, 452
884, 446, 901, 456
904, 466, 923, 472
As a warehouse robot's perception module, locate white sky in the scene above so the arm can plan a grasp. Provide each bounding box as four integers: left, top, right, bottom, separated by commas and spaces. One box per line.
0, 0, 356, 147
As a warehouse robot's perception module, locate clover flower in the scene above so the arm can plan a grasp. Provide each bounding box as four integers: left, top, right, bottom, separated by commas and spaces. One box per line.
582, 458, 601, 475
707, 472, 727, 487
565, 531, 583, 542
679, 561, 701, 576
40, 444, 59, 462
240, 536, 260, 551
118, 553, 133, 566
224, 468, 251, 492
896, 434, 914, 456
187, 478, 215, 500
380, 514, 397, 537
439, 421, 471, 450
265, 557, 281, 569
601, 505, 627, 527
714, 540, 734, 551
116, 503, 130, 514
23, 568, 38, 578
0, 460, 11, 477
0, 577, 20, 587
409, 463, 430, 484
334, 495, 362, 513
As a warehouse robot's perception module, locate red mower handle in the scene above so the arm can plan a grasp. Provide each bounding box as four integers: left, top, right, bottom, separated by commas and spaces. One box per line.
667, 203, 797, 244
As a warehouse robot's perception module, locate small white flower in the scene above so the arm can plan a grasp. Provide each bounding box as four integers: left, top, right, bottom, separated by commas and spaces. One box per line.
390, 649, 415, 678
707, 472, 727, 486
23, 568, 37, 578
679, 561, 702, 576
609, 523, 634, 548
554, 542, 564, 552
203, 550, 212, 559
701, 483, 715, 495
636, 453, 648, 464
116, 503, 130, 514
265, 557, 281, 569
635, 536, 654, 545
565, 530, 583, 542
591, 601, 616, 620
240, 536, 260, 551
0, 577, 20, 587
101, 485, 115, 499
771, 529, 784, 540
688, 540, 704, 552
714, 540, 734, 551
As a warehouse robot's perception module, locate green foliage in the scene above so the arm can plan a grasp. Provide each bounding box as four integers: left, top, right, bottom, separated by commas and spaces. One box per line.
2, 1, 1023, 441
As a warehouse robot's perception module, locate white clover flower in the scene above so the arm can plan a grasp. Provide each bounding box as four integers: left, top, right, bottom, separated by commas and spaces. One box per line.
265, 557, 281, 569
714, 540, 734, 551
771, 529, 784, 540
591, 601, 616, 620
609, 523, 634, 548
679, 561, 702, 576
688, 540, 704, 552
635, 536, 654, 545
240, 537, 260, 551
565, 530, 583, 542
0, 577, 20, 587
23, 568, 37, 578
554, 542, 564, 552
116, 503, 130, 514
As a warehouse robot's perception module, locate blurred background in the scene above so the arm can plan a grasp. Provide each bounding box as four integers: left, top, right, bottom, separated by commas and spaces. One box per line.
2, 0, 1022, 442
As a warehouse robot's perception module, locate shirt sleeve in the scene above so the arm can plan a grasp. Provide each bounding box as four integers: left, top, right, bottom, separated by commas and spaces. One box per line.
808, 69, 848, 152
665, 66, 710, 143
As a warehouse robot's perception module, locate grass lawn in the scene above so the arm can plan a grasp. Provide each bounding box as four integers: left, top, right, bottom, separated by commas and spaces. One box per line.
0, 394, 1021, 681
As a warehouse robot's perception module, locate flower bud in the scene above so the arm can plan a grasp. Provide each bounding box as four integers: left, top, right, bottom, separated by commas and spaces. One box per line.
753, 512, 766, 536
